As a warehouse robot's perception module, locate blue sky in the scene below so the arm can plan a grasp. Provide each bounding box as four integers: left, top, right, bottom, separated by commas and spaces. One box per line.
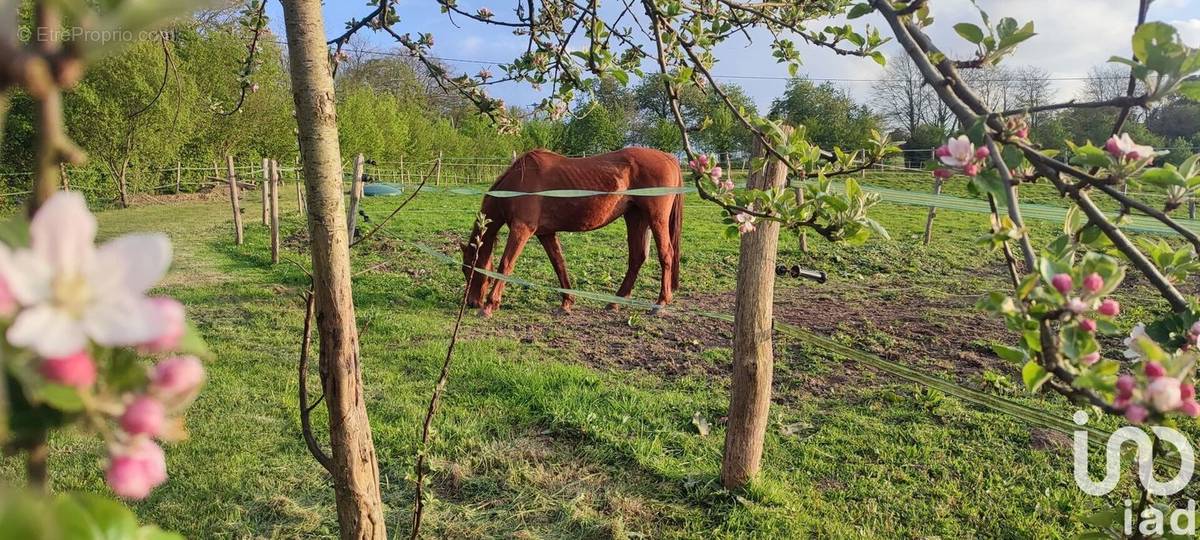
266, 0, 1200, 111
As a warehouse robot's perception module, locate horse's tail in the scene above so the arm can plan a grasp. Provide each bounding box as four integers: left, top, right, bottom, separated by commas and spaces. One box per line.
670, 191, 682, 290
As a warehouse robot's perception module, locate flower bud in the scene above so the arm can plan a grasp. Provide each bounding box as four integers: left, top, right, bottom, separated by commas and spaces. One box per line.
39, 352, 97, 389
106, 439, 167, 500
1105, 135, 1123, 158
934, 146, 950, 158
1181, 400, 1200, 418
1080, 351, 1101, 366
1065, 298, 1088, 315
974, 146, 990, 160
710, 166, 723, 181
1079, 319, 1097, 333
933, 168, 953, 179
1116, 374, 1136, 397
140, 298, 185, 353
1015, 127, 1029, 139
697, 154, 709, 168
1145, 361, 1166, 379
1051, 273, 1073, 294
962, 163, 980, 177
120, 396, 165, 437
1124, 404, 1149, 424
1082, 273, 1103, 293
1147, 376, 1184, 411
1182, 382, 1196, 401
1098, 299, 1120, 317
150, 356, 205, 405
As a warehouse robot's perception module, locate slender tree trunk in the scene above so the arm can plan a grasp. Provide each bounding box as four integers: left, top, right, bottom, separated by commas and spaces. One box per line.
720, 126, 791, 489
226, 155, 244, 245
347, 153, 364, 240
270, 159, 281, 264
923, 178, 943, 245
262, 157, 271, 225
117, 159, 129, 208
279, 2, 387, 538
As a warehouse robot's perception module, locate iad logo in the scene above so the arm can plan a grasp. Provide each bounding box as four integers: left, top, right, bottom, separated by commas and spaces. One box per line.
1072, 410, 1195, 496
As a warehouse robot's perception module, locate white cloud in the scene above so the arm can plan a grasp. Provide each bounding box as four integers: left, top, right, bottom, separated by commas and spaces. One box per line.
1171, 18, 1200, 45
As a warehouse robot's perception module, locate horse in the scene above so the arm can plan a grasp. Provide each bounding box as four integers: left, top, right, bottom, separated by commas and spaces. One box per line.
460, 147, 683, 316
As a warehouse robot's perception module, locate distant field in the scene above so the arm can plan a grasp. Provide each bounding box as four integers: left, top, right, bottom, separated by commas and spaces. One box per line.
6, 175, 1194, 538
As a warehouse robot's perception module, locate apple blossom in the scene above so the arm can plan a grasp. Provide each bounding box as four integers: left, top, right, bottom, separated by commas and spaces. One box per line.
938, 136, 974, 168
1051, 273, 1073, 294
150, 355, 205, 404
140, 297, 185, 353
39, 352, 96, 389
962, 163, 980, 177
1065, 298, 1088, 315
0, 192, 172, 358
1082, 273, 1103, 293
734, 213, 755, 234
120, 396, 165, 437
710, 166, 723, 181
0, 276, 15, 317
1182, 382, 1196, 402
718, 179, 735, 191
974, 146, 990, 160
1079, 319, 1096, 333
1125, 404, 1149, 424
1123, 323, 1146, 359
1144, 361, 1166, 379
1080, 351, 1100, 365
1181, 400, 1200, 418
106, 439, 167, 500
933, 168, 952, 180
1105, 133, 1155, 163
1098, 299, 1119, 317
1147, 377, 1183, 411
1117, 374, 1136, 396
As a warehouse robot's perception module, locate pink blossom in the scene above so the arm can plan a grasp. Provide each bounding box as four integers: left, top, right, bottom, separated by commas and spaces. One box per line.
697, 154, 710, 169
1147, 376, 1183, 411
106, 439, 167, 500
938, 136, 975, 168
718, 179, 735, 191
39, 352, 96, 389
120, 396, 165, 437
1079, 319, 1097, 333
1051, 273, 1073, 294
150, 356, 205, 405
734, 213, 755, 235
1116, 375, 1136, 397
1105, 133, 1156, 163
1145, 361, 1166, 379
250, 83, 259, 93
1098, 299, 1119, 317
710, 166, 723, 181
1125, 404, 1149, 424
140, 298, 185, 353
1015, 127, 1029, 139
1082, 273, 1103, 293
974, 146, 990, 160
934, 145, 950, 159
1080, 351, 1100, 366
1182, 382, 1196, 402
688, 159, 698, 172
0, 276, 15, 317
933, 168, 953, 179
0, 192, 172, 358
962, 163, 980, 177
1065, 298, 1088, 315
1181, 400, 1200, 418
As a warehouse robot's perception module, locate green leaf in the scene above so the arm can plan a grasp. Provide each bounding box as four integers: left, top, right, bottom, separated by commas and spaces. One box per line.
70, 493, 139, 540
1180, 80, 1200, 101
992, 344, 1027, 363
178, 321, 211, 359
0, 215, 31, 248
846, 3, 874, 19
38, 385, 84, 413
1140, 166, 1187, 188
954, 23, 985, 44
1021, 360, 1051, 392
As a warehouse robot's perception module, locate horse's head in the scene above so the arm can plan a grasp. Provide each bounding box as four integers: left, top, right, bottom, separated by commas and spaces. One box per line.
461, 240, 491, 308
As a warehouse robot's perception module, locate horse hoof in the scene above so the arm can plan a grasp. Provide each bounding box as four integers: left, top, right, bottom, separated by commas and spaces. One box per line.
650, 304, 668, 317
479, 306, 494, 318
606, 303, 621, 311
556, 305, 573, 315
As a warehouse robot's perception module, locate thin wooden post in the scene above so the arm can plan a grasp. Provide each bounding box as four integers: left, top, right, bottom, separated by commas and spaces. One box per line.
59, 163, 70, 191
923, 178, 944, 245
262, 157, 271, 225
436, 151, 443, 186
721, 125, 792, 489
398, 154, 405, 184
174, 162, 181, 194
270, 159, 281, 264
226, 155, 244, 245
297, 180, 306, 217
347, 153, 365, 241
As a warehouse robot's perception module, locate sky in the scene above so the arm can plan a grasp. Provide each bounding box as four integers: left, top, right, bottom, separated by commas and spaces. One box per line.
266, 0, 1200, 111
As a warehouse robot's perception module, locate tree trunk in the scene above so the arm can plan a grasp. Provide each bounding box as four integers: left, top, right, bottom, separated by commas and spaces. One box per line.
347, 153, 364, 240
262, 157, 271, 225
270, 159, 281, 264
720, 126, 791, 489
117, 159, 129, 208
226, 155, 244, 245
279, 2, 387, 538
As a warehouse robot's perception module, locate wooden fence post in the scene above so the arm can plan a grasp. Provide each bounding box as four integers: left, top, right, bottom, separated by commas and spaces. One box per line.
922, 177, 943, 245
174, 162, 181, 194
270, 159, 281, 264
721, 125, 792, 489
226, 155, 244, 245
398, 154, 405, 184
347, 153, 365, 241
262, 157, 271, 225
297, 180, 306, 217
59, 163, 70, 191
436, 151, 443, 186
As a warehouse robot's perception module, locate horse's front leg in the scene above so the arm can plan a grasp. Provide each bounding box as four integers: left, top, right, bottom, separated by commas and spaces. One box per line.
481, 225, 533, 317
537, 233, 574, 313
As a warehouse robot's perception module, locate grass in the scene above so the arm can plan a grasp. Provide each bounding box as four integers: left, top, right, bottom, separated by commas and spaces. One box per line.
6, 176, 1192, 538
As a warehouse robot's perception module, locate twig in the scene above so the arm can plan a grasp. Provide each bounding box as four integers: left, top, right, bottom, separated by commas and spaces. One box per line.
297, 290, 332, 472
220, 0, 268, 116
349, 162, 433, 248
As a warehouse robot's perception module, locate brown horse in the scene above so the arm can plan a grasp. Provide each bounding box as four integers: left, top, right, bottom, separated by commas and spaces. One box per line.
461, 147, 683, 316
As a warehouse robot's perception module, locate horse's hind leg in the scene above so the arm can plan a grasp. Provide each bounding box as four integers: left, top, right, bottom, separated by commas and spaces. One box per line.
648, 213, 674, 308
482, 224, 533, 317
538, 233, 574, 313
610, 212, 649, 310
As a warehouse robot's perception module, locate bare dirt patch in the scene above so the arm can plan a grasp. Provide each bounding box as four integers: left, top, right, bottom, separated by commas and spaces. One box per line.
472, 279, 1020, 401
